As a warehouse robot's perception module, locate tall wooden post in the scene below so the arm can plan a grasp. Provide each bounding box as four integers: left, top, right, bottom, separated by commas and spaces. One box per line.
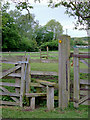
20, 57, 25, 107
25, 55, 31, 106
40, 49, 41, 62
73, 48, 80, 108
58, 35, 70, 109
47, 46, 49, 59
25, 55, 31, 93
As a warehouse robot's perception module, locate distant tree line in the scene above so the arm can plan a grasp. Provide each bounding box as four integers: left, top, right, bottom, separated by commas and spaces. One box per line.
1, 2, 88, 52
2, 2, 63, 51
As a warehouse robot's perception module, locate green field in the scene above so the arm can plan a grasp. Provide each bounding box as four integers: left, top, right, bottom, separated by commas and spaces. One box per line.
0, 50, 89, 118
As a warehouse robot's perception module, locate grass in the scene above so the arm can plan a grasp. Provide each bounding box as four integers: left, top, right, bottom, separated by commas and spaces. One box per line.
0, 104, 88, 118
0, 50, 89, 118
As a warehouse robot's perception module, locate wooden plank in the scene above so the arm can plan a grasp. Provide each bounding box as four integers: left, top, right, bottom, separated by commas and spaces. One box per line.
80, 60, 88, 66
8, 73, 21, 77
25, 56, 31, 93
25, 56, 31, 106
20, 57, 25, 107
0, 101, 19, 106
66, 36, 70, 101
30, 59, 58, 63
47, 86, 54, 110
31, 97, 35, 109
0, 65, 21, 79
73, 48, 80, 108
31, 83, 44, 87
80, 90, 88, 96
80, 69, 89, 73
34, 79, 58, 88
41, 59, 58, 63
0, 82, 20, 87
25, 93, 46, 97
15, 65, 21, 94
0, 86, 19, 103
0, 92, 20, 97
80, 79, 90, 85
71, 54, 90, 58
31, 71, 58, 76
0, 61, 17, 64
81, 100, 90, 105
79, 96, 88, 105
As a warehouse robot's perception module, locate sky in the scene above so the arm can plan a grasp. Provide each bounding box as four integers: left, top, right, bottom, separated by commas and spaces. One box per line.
5, 0, 88, 37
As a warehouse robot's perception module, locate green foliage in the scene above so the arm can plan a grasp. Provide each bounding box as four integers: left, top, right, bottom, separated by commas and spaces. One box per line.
40, 40, 58, 51
35, 26, 53, 46
45, 19, 63, 40
48, 1, 90, 29
2, 12, 21, 51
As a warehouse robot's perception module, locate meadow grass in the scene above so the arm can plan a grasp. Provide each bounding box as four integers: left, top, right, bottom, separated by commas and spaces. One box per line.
1, 104, 88, 118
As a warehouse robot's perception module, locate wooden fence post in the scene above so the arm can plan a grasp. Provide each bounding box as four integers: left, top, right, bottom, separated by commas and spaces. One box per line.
47, 46, 49, 59
9, 51, 11, 56
40, 49, 41, 62
47, 86, 54, 110
31, 97, 35, 109
25, 55, 31, 106
73, 48, 80, 108
58, 35, 70, 109
20, 57, 25, 107
25, 55, 31, 93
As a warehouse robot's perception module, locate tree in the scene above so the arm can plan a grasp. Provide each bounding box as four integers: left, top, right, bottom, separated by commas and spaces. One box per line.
45, 19, 63, 40
48, 0, 90, 30
35, 26, 53, 46
2, 11, 21, 51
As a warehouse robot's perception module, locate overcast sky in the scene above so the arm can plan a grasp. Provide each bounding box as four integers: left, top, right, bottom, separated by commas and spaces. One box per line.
8, 0, 88, 37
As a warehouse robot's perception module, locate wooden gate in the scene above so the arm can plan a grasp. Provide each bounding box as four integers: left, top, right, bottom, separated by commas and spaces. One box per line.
72, 48, 89, 108
0, 55, 30, 107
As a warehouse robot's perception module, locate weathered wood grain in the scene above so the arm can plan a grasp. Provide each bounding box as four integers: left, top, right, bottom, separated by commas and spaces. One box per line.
25, 93, 46, 97
73, 48, 79, 108
0, 101, 19, 106
0, 82, 20, 87
30, 97, 35, 109
47, 86, 54, 110
31, 71, 58, 76
0, 65, 21, 79
80, 79, 90, 85
0, 92, 20, 97
79, 96, 88, 105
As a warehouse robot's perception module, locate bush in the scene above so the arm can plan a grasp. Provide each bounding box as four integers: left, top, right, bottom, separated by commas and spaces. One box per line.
20, 37, 38, 52
40, 40, 58, 51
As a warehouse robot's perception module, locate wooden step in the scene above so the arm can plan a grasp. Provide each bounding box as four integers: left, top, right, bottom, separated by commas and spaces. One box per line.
25, 93, 46, 97
34, 79, 58, 88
